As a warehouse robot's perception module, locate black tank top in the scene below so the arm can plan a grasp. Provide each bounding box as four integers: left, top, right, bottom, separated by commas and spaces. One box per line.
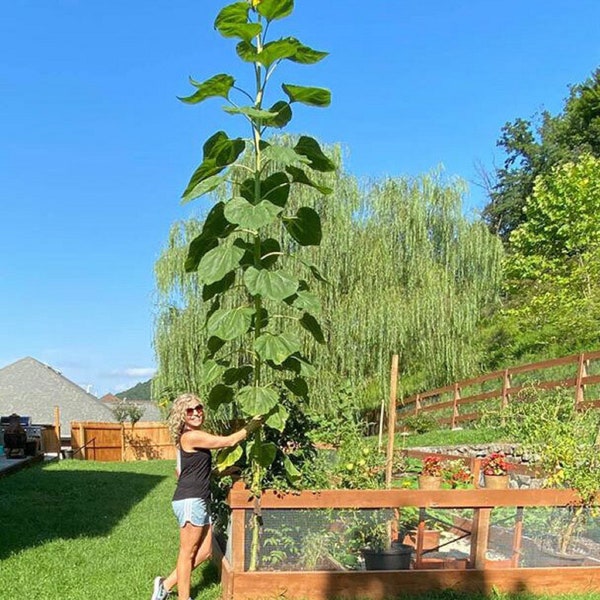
173, 446, 212, 501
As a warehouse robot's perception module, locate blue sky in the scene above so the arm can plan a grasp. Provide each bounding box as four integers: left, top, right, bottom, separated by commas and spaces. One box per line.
1, 0, 599, 397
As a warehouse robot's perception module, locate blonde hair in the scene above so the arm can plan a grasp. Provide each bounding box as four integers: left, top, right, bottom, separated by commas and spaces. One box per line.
167, 393, 203, 447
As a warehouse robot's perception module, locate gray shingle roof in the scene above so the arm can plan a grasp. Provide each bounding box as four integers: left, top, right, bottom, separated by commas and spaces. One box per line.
0, 357, 116, 433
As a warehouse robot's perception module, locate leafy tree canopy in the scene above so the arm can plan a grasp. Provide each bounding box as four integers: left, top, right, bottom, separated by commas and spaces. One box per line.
483, 67, 600, 242
481, 154, 600, 366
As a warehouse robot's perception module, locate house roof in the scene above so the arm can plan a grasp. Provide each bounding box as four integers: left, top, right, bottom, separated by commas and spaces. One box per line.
0, 357, 116, 432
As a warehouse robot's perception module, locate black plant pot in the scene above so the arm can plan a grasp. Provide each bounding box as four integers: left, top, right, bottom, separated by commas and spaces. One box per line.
362, 544, 413, 570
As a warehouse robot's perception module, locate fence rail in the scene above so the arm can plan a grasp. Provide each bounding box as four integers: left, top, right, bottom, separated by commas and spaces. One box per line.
397, 350, 600, 428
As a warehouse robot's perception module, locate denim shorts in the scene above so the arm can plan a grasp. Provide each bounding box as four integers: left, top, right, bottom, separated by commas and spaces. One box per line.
172, 497, 210, 527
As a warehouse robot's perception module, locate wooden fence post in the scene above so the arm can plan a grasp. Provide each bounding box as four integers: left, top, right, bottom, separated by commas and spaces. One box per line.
53, 406, 61, 457
451, 383, 460, 429
79, 423, 86, 460
575, 353, 587, 406
385, 354, 399, 488
501, 369, 511, 411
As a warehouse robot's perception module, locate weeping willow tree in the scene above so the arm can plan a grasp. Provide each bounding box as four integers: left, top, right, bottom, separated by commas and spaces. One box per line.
154, 152, 503, 415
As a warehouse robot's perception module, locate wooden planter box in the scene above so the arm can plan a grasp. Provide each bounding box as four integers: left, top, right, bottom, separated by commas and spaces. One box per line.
221, 486, 600, 600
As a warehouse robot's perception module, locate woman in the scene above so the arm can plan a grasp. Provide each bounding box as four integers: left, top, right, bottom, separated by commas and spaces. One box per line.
151, 393, 262, 600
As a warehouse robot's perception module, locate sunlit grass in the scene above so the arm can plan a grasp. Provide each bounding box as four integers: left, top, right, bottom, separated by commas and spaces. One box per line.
395, 426, 504, 448
0, 459, 219, 600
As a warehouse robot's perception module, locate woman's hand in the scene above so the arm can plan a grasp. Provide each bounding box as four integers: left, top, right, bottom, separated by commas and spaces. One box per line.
244, 416, 264, 435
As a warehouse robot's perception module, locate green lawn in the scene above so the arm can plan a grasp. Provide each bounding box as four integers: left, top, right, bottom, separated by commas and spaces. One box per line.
394, 427, 504, 448
0, 459, 219, 600
2, 459, 600, 600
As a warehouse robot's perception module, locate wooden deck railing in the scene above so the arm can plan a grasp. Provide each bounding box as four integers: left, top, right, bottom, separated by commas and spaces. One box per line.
397, 350, 600, 428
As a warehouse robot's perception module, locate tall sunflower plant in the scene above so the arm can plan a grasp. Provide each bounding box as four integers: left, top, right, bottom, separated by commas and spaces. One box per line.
178, 0, 332, 569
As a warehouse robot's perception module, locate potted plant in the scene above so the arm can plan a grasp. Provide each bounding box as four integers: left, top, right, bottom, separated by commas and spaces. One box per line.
443, 459, 473, 489
480, 452, 512, 489
418, 455, 443, 489
351, 519, 413, 570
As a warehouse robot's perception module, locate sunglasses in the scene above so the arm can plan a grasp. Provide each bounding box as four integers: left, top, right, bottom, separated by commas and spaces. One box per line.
185, 404, 204, 416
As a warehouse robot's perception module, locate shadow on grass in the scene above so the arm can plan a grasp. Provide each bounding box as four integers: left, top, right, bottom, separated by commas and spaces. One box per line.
192, 560, 220, 596
0, 461, 166, 560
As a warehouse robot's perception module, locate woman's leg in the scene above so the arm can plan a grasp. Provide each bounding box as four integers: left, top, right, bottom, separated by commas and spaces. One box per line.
193, 524, 213, 567
162, 524, 211, 594
174, 522, 207, 600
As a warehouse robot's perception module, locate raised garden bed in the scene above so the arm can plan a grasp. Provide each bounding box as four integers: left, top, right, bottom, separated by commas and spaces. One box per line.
219, 485, 600, 600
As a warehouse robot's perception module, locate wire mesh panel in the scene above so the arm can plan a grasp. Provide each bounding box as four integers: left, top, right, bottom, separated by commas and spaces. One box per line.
243, 508, 398, 571
228, 505, 600, 571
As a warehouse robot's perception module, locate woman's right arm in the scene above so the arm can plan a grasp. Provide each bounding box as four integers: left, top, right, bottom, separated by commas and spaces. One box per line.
183, 418, 263, 451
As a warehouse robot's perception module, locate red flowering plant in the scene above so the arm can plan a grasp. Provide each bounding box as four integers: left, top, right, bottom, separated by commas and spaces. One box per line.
443, 459, 473, 489
420, 455, 443, 477
481, 452, 513, 476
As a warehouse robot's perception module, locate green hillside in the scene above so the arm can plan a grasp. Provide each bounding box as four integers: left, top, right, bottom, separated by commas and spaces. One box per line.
116, 379, 152, 401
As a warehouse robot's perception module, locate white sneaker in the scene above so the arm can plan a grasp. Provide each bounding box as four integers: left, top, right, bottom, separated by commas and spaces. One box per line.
150, 576, 169, 600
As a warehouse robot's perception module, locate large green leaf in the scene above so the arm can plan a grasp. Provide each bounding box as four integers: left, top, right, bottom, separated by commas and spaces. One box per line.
280, 354, 317, 378
282, 83, 331, 107
284, 377, 309, 398
260, 142, 309, 168
202, 271, 236, 301
260, 172, 290, 207
235, 40, 258, 62
286, 289, 321, 313
286, 166, 333, 195
223, 105, 279, 121
224, 196, 283, 230
202, 201, 235, 239
214, 2, 261, 41
267, 101, 292, 129
206, 336, 226, 358
182, 132, 246, 198
243, 267, 298, 301
181, 174, 227, 205
201, 359, 225, 386
299, 312, 326, 344
265, 404, 289, 431
283, 207, 322, 246
223, 365, 253, 385
283, 454, 301, 482
248, 440, 277, 468
207, 384, 235, 409
259, 237, 282, 269
185, 234, 218, 272
215, 445, 243, 471
206, 307, 254, 340
255, 39, 299, 67
179, 74, 235, 104
198, 244, 245, 285
254, 332, 301, 364
286, 38, 328, 64
294, 136, 336, 172
256, 0, 294, 21
237, 385, 279, 415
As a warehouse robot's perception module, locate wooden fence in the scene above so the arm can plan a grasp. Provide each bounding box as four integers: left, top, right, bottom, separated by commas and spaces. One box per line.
70, 421, 175, 461
397, 350, 600, 428
221, 484, 600, 600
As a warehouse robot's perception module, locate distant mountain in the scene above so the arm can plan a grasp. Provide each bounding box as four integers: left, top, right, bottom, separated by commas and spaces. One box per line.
116, 379, 152, 401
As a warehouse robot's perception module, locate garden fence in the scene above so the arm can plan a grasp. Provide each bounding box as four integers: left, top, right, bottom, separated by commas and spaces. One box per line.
396, 350, 600, 429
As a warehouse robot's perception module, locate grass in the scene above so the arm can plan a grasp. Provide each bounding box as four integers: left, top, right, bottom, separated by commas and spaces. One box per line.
395, 426, 505, 448
2, 458, 600, 600
0, 459, 220, 600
